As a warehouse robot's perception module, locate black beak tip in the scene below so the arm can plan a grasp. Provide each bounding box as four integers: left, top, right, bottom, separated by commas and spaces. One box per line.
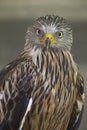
45, 38, 51, 45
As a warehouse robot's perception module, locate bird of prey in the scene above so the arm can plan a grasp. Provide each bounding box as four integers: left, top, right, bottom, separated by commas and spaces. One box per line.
0, 15, 84, 130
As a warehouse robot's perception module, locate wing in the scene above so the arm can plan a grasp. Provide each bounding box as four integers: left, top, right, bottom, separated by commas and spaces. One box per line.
0, 51, 39, 130
67, 64, 85, 130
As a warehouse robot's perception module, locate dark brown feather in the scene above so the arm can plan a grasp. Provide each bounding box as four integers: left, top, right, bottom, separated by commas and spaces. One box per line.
0, 50, 39, 130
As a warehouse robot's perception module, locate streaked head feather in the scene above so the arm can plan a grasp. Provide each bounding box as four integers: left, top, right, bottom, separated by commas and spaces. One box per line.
25, 15, 73, 51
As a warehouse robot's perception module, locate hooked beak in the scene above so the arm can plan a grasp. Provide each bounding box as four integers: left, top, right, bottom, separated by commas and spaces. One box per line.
45, 37, 51, 47
39, 33, 57, 46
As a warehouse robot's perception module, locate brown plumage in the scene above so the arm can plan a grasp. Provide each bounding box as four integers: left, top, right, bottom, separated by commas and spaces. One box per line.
0, 15, 84, 130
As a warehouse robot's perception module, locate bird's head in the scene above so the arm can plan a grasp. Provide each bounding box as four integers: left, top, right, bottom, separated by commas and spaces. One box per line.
25, 15, 73, 50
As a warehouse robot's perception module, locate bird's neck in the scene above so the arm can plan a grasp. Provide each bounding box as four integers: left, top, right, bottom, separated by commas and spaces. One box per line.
30, 46, 65, 87
30, 46, 77, 95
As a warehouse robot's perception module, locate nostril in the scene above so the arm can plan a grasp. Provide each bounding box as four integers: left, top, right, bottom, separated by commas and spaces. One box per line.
47, 37, 52, 39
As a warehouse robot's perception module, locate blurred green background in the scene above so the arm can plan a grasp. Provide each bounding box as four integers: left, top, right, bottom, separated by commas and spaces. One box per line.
0, 0, 87, 129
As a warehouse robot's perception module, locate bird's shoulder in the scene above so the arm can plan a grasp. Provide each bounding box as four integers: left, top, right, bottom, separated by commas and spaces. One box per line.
0, 50, 39, 129
67, 63, 84, 130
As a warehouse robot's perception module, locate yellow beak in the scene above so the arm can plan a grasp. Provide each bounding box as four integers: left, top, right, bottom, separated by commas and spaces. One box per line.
39, 33, 57, 44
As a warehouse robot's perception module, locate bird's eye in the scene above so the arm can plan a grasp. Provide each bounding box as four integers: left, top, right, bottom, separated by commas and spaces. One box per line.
57, 31, 63, 38
36, 29, 41, 36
